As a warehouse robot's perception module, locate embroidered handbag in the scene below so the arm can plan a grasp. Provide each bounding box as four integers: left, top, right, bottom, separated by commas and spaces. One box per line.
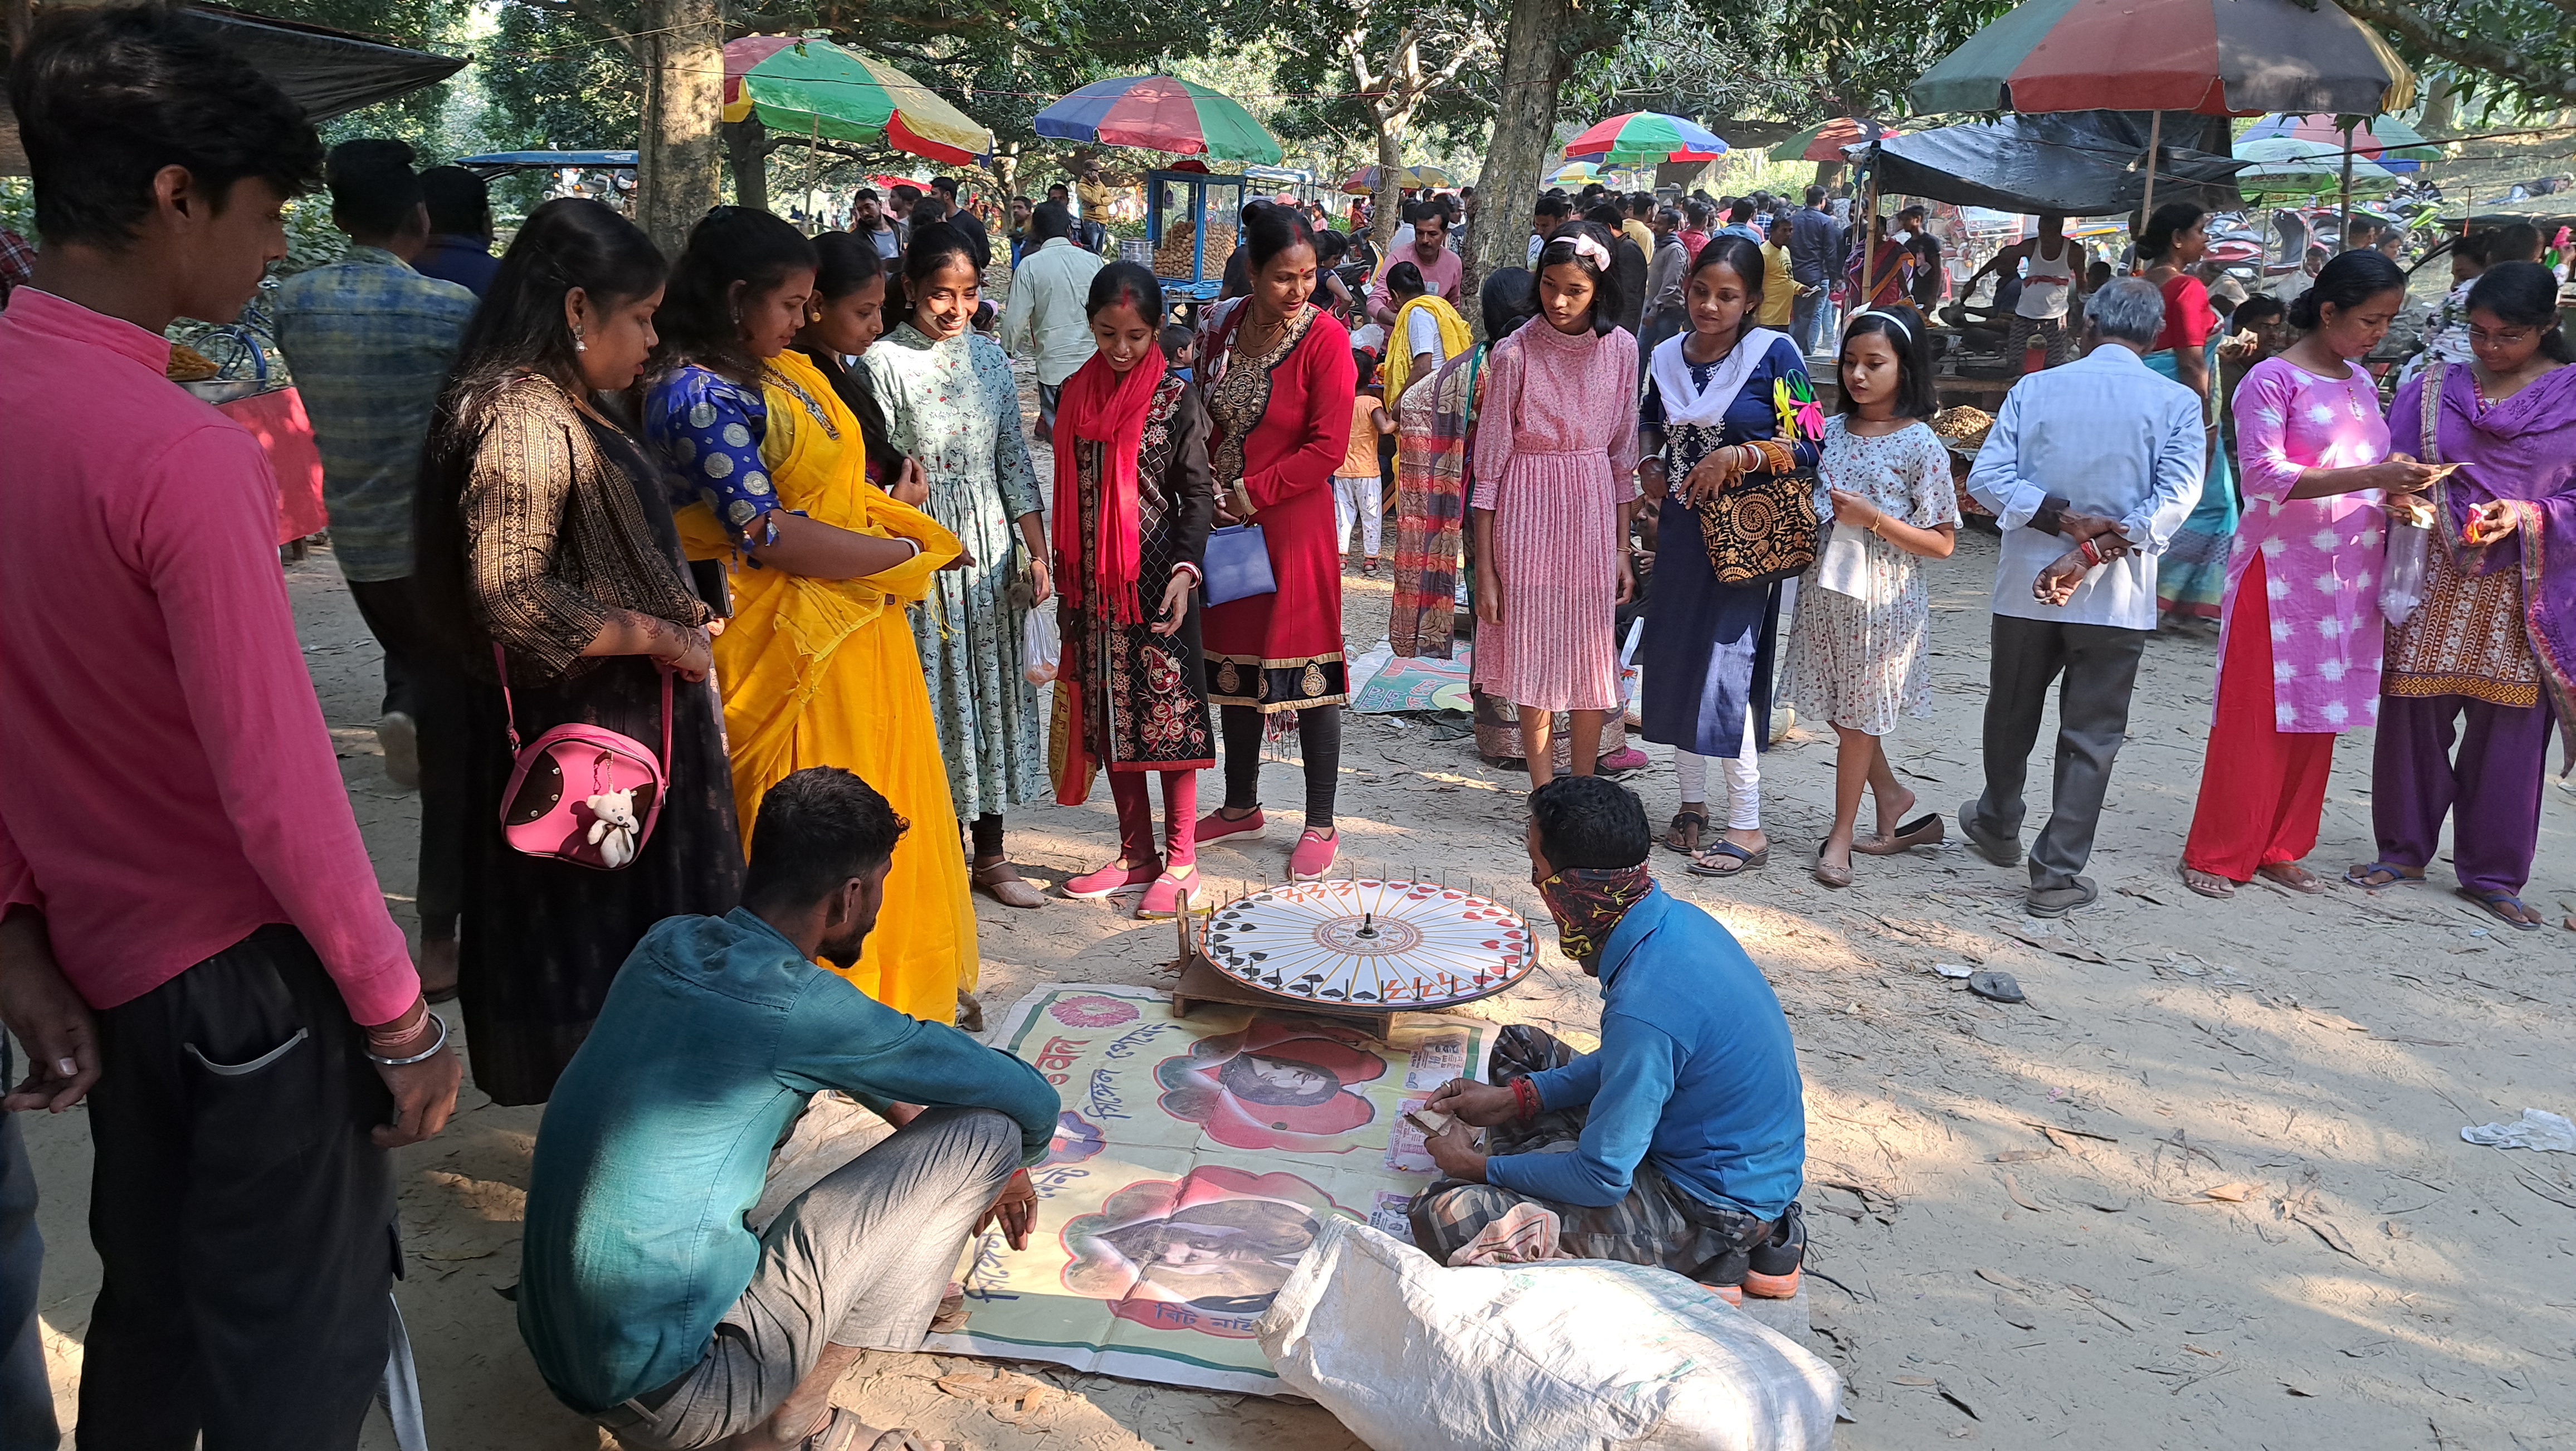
1696, 464, 1821, 586
494, 644, 671, 870
1199, 523, 1278, 606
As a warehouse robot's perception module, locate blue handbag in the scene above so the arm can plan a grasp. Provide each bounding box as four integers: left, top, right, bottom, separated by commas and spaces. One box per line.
1199, 523, 1277, 607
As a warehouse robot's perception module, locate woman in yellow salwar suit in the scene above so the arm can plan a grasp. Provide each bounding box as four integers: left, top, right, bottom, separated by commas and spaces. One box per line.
643, 209, 979, 1021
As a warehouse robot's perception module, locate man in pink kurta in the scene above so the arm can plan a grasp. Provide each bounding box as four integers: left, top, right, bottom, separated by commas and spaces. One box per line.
0, 10, 458, 1443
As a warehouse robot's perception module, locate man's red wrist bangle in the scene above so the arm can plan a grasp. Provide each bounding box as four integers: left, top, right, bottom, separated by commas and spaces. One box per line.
1511, 1076, 1540, 1121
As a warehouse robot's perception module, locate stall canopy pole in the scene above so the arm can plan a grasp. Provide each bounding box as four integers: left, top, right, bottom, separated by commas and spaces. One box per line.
2338, 118, 2355, 245
1858, 168, 1881, 302
2135, 109, 2163, 274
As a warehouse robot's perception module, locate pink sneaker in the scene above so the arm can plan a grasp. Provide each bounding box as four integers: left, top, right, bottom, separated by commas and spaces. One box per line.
1063, 858, 1159, 899
1134, 866, 1200, 919
1289, 827, 1339, 882
1597, 747, 1649, 778
1195, 806, 1266, 844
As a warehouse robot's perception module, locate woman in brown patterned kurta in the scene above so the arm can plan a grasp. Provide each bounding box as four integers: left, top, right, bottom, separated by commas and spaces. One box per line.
1052, 262, 1218, 918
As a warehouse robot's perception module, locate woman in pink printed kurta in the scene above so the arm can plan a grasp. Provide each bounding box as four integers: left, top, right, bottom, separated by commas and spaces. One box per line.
2182, 252, 2437, 895
1470, 272, 1641, 781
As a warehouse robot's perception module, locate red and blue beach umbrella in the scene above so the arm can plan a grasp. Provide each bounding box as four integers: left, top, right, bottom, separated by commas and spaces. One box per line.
1033, 76, 1284, 165
1909, 0, 2412, 116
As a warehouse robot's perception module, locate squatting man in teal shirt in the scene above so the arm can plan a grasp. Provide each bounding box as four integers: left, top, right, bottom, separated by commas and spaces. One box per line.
517, 767, 1061, 1449
1411, 776, 1810, 1302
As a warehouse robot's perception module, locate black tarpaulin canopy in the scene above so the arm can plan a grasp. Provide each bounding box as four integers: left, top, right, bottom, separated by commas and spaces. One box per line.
1845, 111, 2247, 217
2, 3, 466, 175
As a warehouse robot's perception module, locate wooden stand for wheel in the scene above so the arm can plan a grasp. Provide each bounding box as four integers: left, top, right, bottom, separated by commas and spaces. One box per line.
1164, 904, 1396, 1041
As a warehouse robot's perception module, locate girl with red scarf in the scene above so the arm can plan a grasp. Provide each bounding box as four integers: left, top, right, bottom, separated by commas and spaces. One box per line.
1052, 262, 1219, 918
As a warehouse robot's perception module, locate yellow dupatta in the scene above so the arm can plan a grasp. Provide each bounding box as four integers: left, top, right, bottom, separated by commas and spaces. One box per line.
1383, 294, 1472, 403
674, 348, 980, 1019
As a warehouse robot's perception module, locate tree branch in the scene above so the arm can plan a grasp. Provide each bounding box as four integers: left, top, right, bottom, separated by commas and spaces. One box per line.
2333, 0, 2576, 106
515, 0, 641, 57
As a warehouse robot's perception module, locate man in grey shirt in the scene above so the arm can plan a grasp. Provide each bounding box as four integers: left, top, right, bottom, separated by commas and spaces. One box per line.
1640, 205, 1689, 363
1960, 278, 2205, 917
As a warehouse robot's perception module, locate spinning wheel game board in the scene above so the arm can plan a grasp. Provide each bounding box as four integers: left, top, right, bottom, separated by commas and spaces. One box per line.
1200, 879, 1535, 1010
926, 982, 1495, 1394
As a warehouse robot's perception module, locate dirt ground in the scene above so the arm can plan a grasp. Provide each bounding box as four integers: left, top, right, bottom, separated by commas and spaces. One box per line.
24, 402, 2576, 1448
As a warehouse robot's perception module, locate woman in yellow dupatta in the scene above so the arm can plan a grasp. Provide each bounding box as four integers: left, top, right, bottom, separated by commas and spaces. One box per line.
642, 209, 977, 1022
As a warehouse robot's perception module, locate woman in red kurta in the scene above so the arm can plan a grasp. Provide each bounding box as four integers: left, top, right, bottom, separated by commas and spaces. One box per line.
1192, 202, 1360, 881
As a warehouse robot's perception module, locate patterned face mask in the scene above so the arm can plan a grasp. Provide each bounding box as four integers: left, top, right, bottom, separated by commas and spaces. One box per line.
1537, 863, 1653, 963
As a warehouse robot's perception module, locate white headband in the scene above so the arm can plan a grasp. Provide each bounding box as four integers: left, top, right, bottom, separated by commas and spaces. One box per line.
1853, 308, 1914, 344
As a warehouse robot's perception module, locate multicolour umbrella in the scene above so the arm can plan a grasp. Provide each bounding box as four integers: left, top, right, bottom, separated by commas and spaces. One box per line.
1909, 0, 2413, 116
1034, 76, 1283, 164
2241, 112, 2440, 172
1563, 111, 1729, 165
722, 37, 991, 164
1544, 160, 1612, 186
1769, 117, 1900, 164
1341, 163, 1452, 194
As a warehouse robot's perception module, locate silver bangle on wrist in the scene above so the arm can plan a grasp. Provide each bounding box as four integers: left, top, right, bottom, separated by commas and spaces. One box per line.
366, 1011, 449, 1067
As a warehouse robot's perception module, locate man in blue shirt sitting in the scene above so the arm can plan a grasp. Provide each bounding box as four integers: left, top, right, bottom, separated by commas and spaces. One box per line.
1413, 777, 1807, 1302
519, 767, 1060, 1449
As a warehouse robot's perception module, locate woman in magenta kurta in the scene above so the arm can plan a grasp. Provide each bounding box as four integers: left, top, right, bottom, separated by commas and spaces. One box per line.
2181, 251, 2437, 898
1472, 223, 1641, 786
1193, 203, 1360, 882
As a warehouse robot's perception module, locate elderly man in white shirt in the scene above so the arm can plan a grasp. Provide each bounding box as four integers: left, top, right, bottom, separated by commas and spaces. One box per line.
999, 201, 1104, 444
1960, 277, 2206, 917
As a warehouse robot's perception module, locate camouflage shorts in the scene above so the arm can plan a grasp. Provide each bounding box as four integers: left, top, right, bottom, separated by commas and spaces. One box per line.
1406, 1025, 1767, 1279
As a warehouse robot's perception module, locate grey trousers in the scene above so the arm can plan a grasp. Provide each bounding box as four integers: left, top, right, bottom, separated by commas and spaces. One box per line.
1971, 613, 2148, 890
598, 1106, 1020, 1450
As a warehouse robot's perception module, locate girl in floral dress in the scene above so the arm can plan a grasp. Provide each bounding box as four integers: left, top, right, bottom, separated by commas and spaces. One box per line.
862, 223, 1055, 908
1784, 309, 1959, 887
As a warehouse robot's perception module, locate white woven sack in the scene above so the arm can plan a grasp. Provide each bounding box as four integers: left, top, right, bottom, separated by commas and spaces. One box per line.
1256, 1218, 1840, 1451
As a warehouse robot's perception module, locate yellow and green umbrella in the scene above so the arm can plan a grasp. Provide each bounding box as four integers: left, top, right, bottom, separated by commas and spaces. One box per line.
721, 36, 991, 165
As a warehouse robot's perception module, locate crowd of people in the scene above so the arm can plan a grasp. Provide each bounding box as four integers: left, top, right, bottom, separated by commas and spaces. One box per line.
1, 5, 2571, 1447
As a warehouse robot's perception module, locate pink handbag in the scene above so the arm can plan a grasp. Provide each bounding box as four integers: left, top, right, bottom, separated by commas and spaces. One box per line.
494, 644, 671, 870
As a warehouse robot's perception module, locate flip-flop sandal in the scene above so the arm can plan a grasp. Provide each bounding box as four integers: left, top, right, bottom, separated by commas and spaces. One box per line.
1968, 970, 2026, 1004
1665, 809, 1710, 855
1851, 813, 1945, 856
1687, 840, 1769, 876
793, 1409, 877, 1451
2180, 865, 2236, 899
2457, 886, 2545, 931
2345, 861, 2426, 888
2256, 863, 2327, 895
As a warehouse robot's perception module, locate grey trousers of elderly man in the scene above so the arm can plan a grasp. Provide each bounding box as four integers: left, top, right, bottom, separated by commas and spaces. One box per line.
1967, 614, 2149, 891
596, 1102, 1019, 1449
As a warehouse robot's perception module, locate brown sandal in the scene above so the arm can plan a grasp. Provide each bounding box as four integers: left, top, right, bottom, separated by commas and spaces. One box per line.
1812, 843, 1853, 889
2180, 863, 2236, 899
972, 860, 1047, 909
1851, 814, 1945, 856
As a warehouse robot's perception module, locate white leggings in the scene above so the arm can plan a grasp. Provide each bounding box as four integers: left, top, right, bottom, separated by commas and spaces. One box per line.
1333, 474, 1383, 557
1674, 706, 1762, 830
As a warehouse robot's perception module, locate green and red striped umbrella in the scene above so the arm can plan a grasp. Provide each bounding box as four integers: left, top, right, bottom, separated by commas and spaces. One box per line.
1563, 111, 1729, 165
722, 36, 991, 164
1768, 118, 1899, 164
1909, 0, 2414, 116
1033, 76, 1283, 164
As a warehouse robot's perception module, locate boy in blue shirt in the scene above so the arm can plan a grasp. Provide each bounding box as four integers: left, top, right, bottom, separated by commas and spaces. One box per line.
519, 767, 1060, 1449
1415, 776, 1808, 1301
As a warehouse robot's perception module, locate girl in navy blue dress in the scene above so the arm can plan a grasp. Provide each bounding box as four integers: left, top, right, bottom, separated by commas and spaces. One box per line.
1637, 235, 1823, 877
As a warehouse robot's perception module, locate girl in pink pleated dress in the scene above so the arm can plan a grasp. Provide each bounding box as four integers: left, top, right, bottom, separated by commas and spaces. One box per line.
1470, 222, 1641, 786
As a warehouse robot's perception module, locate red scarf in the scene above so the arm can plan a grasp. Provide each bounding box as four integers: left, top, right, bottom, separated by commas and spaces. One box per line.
1050, 346, 1168, 626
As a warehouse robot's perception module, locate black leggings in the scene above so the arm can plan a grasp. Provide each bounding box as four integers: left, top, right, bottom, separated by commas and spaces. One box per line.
1221, 704, 1341, 832
970, 812, 1005, 859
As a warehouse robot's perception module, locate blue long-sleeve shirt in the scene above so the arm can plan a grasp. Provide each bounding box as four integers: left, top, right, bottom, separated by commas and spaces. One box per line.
1485, 887, 1804, 1218
518, 909, 1061, 1413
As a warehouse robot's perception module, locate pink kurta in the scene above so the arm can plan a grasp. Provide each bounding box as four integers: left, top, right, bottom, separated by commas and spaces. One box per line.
1470, 320, 1641, 710
2223, 356, 2391, 733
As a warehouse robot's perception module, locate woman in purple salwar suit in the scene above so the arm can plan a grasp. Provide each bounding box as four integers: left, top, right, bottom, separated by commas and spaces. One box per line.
2356, 264, 2576, 928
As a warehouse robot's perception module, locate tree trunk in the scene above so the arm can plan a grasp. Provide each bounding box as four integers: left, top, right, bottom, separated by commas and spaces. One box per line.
2418, 75, 2457, 137
723, 116, 770, 213
636, 0, 724, 255
1468, 0, 1570, 337
1371, 116, 1408, 251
